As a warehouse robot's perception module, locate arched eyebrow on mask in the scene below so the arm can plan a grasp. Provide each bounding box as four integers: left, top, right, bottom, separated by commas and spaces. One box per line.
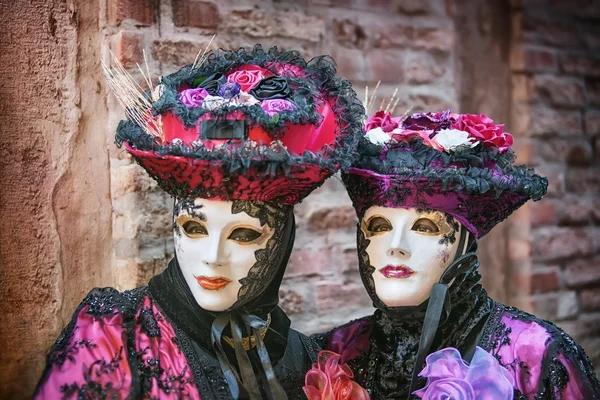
174, 199, 207, 221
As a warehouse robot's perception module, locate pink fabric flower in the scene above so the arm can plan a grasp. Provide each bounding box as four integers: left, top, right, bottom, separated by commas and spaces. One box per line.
179, 87, 209, 108
261, 99, 296, 117
414, 347, 515, 400
226, 65, 269, 92
303, 350, 369, 400
365, 110, 401, 133
452, 114, 514, 153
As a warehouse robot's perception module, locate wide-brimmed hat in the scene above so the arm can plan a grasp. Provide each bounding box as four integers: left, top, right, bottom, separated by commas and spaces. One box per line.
112, 45, 363, 205
342, 110, 547, 238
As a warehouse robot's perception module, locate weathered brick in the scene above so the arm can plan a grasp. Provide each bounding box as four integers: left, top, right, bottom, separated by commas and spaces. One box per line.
279, 289, 303, 314
564, 257, 600, 288
529, 106, 582, 136
222, 9, 325, 43
112, 31, 144, 69
586, 79, 600, 106
532, 227, 596, 262
108, 0, 157, 26
536, 137, 593, 166
404, 51, 447, 84
315, 281, 372, 313
579, 24, 600, 50
581, 288, 600, 311
534, 163, 565, 196
566, 167, 600, 193
531, 291, 579, 320
531, 200, 556, 226
510, 45, 558, 73
584, 109, 600, 136
561, 53, 600, 78
521, 13, 580, 48
328, 46, 369, 82
555, 195, 596, 226
286, 247, 335, 277
531, 266, 561, 293
152, 39, 214, 67
549, 0, 600, 20
532, 75, 585, 108
333, 19, 368, 48
172, 0, 220, 30
366, 49, 406, 84
307, 205, 356, 231
111, 164, 157, 198
370, 23, 454, 52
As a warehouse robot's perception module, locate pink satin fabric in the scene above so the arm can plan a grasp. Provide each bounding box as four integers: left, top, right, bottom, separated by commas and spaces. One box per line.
35, 296, 199, 399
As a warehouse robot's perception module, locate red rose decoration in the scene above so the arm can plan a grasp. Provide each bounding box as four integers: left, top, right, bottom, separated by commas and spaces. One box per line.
303, 350, 369, 400
226, 65, 270, 92
365, 110, 401, 133
452, 114, 514, 153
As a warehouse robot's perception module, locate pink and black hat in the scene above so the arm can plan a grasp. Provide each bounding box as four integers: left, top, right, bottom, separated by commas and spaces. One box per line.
115, 45, 363, 205
342, 110, 547, 239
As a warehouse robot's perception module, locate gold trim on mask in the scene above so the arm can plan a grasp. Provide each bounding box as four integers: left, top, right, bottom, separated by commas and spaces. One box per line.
177, 215, 208, 238
362, 214, 393, 238
411, 211, 452, 236
226, 224, 273, 246
222, 314, 272, 351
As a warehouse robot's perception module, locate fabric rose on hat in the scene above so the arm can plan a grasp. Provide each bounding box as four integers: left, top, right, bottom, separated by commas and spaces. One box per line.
452, 114, 514, 153
179, 87, 209, 108
227, 65, 269, 92
402, 109, 452, 132
261, 99, 296, 117
303, 350, 369, 400
413, 347, 515, 400
365, 110, 401, 132
430, 129, 477, 153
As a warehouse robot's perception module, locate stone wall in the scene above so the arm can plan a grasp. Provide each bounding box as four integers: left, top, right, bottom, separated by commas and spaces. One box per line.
0, 0, 115, 398
507, 0, 600, 369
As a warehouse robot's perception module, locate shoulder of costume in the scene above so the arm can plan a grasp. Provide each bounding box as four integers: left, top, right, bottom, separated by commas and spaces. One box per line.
79, 286, 149, 319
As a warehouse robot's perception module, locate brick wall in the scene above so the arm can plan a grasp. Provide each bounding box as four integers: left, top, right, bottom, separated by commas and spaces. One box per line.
107, 0, 461, 333
508, 0, 600, 368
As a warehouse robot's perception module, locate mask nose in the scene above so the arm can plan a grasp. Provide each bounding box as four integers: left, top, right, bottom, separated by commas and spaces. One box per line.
202, 235, 228, 268
387, 226, 411, 258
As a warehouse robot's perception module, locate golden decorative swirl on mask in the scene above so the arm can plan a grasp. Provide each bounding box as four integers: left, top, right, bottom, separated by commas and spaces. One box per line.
411, 211, 452, 236
222, 314, 272, 351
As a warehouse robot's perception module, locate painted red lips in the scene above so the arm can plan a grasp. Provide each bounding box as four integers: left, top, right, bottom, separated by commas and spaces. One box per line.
195, 276, 232, 291
379, 265, 416, 279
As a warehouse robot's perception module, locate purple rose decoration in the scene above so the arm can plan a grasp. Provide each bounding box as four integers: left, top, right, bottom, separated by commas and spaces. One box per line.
179, 87, 209, 108
413, 347, 515, 400
261, 99, 296, 117
401, 109, 452, 133
218, 82, 241, 99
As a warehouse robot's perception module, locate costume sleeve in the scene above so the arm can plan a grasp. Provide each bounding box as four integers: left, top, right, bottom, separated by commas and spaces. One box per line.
34, 288, 136, 399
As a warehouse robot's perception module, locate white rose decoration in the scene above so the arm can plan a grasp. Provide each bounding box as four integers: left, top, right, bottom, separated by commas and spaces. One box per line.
431, 129, 476, 153
365, 127, 391, 145
201, 95, 229, 111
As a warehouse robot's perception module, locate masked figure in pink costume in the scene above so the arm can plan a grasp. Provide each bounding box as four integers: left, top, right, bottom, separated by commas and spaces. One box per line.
34, 45, 364, 399
313, 110, 600, 399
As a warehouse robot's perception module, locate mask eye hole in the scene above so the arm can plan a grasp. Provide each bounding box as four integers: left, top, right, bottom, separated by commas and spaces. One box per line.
364, 215, 393, 237
180, 219, 208, 238
228, 227, 263, 244
411, 218, 441, 235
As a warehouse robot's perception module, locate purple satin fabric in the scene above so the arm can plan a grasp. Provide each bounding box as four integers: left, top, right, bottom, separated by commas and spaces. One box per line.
35, 296, 199, 399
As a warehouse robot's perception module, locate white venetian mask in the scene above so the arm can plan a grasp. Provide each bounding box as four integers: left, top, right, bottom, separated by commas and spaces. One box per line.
174, 198, 275, 311
361, 206, 464, 307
